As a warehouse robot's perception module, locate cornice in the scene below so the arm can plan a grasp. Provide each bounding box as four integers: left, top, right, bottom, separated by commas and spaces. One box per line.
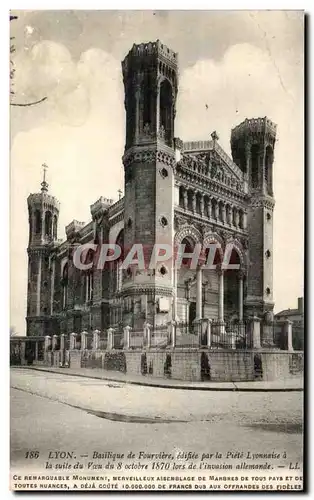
175, 164, 248, 204
122, 144, 176, 168
119, 285, 173, 297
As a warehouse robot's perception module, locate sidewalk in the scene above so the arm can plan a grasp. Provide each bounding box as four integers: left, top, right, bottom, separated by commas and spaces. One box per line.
17, 365, 303, 392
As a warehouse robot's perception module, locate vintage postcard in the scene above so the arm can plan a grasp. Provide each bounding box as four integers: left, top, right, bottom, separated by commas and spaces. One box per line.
10, 10, 304, 492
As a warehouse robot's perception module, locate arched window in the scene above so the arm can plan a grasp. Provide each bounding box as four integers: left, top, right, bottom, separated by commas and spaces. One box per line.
180, 237, 196, 269
35, 210, 41, 234
159, 79, 173, 146
179, 186, 185, 208
211, 198, 218, 220
218, 201, 224, 222
265, 146, 273, 195
126, 80, 136, 148
143, 72, 152, 130
250, 144, 259, 188
53, 215, 58, 240
238, 209, 244, 229
62, 263, 68, 310
85, 271, 93, 303
232, 207, 237, 226
223, 249, 241, 313
45, 211, 52, 237
84, 250, 94, 303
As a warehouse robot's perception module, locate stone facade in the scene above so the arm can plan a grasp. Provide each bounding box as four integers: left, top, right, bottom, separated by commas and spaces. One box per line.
26, 40, 276, 338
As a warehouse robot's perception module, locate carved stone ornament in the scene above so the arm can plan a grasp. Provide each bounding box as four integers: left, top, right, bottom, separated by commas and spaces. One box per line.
143, 122, 151, 136
158, 125, 165, 140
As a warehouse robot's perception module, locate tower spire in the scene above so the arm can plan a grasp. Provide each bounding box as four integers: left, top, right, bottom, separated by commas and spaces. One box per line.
41, 163, 48, 192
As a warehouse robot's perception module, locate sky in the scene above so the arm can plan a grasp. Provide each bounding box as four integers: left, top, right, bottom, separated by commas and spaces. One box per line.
10, 10, 304, 335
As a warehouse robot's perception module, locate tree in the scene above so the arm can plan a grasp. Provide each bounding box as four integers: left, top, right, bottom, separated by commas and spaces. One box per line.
10, 14, 47, 107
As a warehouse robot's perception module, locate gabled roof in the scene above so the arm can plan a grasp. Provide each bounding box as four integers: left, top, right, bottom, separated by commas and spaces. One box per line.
182, 139, 244, 181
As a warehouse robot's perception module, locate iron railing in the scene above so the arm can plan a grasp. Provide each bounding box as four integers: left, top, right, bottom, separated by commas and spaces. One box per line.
211, 320, 249, 349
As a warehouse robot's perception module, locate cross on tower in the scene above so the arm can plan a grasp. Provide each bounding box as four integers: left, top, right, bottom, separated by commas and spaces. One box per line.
42, 163, 48, 180
41, 163, 49, 192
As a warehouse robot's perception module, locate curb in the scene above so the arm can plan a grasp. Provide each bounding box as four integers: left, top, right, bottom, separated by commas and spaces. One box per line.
16, 366, 304, 392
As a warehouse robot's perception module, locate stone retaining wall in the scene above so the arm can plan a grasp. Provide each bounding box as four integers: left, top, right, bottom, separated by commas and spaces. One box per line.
63, 348, 303, 382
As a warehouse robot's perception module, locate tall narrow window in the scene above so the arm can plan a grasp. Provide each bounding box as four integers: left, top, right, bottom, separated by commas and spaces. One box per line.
265, 146, 273, 195
159, 79, 173, 146
84, 250, 94, 303
126, 80, 136, 148
143, 72, 152, 131
45, 211, 52, 237
62, 263, 68, 310
85, 271, 93, 303
250, 144, 259, 188
53, 215, 58, 240
179, 186, 184, 208
35, 210, 41, 234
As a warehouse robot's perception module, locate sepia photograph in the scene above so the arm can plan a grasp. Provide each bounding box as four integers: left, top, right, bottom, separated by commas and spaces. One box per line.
9, 9, 304, 492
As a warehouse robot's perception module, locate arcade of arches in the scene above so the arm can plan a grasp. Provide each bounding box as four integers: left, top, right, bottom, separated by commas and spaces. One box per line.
174, 234, 245, 326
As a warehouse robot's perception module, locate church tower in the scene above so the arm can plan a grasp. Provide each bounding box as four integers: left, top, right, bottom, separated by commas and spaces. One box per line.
26, 166, 60, 336
231, 117, 276, 318
121, 41, 179, 328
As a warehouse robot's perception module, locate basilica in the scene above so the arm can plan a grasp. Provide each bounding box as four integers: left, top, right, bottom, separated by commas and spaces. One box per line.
26, 40, 276, 337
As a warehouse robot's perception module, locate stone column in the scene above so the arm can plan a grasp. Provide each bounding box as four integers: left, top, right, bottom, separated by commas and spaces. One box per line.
145, 323, 152, 349
235, 208, 240, 228
171, 321, 176, 348
168, 320, 176, 348
123, 325, 131, 350
60, 334, 65, 351
193, 319, 201, 341
243, 210, 248, 229
250, 316, 261, 349
35, 341, 39, 361
283, 320, 293, 351
70, 332, 76, 350
200, 195, 204, 217
172, 265, 178, 322
81, 331, 88, 350
196, 265, 203, 320
44, 335, 51, 351
221, 203, 226, 224
226, 205, 231, 225
93, 329, 100, 350
207, 319, 212, 348
207, 197, 212, 219
52, 334, 58, 350
238, 272, 244, 322
183, 190, 188, 210
214, 201, 219, 220
107, 328, 114, 350
192, 192, 196, 213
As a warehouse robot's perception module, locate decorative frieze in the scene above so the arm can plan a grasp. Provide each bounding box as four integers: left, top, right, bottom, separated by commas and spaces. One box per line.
175, 162, 248, 203
250, 196, 275, 210
122, 146, 176, 169
120, 286, 173, 297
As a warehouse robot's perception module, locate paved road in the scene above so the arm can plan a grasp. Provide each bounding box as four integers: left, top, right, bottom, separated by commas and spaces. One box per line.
10, 368, 303, 488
